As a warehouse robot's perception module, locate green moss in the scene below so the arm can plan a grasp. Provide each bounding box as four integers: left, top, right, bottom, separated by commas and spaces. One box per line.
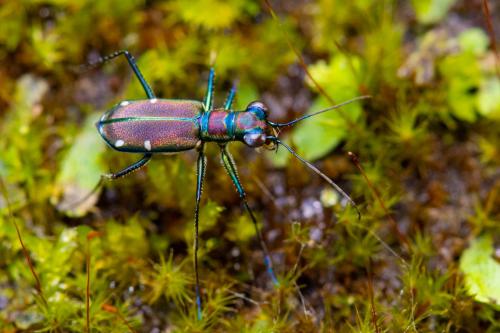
0, 0, 499, 331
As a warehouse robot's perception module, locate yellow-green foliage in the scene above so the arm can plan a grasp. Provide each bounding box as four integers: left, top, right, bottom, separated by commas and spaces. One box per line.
0, 1, 499, 332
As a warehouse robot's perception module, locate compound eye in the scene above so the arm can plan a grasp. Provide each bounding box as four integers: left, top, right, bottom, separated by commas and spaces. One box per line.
243, 133, 266, 147
246, 101, 268, 119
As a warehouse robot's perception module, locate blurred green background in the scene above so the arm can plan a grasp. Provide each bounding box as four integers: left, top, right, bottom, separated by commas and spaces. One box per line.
0, 0, 499, 332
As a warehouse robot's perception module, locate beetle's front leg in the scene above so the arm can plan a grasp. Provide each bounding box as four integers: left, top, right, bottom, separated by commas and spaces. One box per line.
219, 144, 279, 286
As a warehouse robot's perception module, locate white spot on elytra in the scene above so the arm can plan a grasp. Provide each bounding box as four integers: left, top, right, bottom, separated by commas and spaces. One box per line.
115, 139, 125, 147
120, 101, 130, 106
144, 140, 152, 151
150, 98, 158, 104
100, 114, 106, 121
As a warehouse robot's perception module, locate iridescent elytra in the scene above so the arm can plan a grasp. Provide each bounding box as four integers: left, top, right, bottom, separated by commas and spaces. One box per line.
91, 50, 368, 320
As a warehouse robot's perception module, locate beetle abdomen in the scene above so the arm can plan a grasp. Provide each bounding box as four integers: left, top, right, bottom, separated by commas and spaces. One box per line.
97, 99, 203, 153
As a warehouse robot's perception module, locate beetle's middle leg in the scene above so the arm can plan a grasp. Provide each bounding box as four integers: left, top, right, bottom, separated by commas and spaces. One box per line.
194, 143, 207, 320
203, 68, 215, 111
203, 68, 235, 111
223, 85, 236, 110
219, 144, 279, 286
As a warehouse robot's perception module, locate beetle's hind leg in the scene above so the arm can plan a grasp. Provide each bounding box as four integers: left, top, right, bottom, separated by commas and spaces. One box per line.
83, 50, 156, 99
62, 154, 152, 210
219, 144, 279, 286
102, 153, 152, 180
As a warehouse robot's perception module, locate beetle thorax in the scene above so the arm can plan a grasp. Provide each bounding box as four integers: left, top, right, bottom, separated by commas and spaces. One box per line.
198, 101, 271, 147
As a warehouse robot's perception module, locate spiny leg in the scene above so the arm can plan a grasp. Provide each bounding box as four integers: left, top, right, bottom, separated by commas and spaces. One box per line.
102, 153, 152, 180
203, 68, 215, 111
223, 85, 236, 110
194, 143, 207, 320
63, 154, 152, 210
219, 144, 279, 286
85, 50, 155, 99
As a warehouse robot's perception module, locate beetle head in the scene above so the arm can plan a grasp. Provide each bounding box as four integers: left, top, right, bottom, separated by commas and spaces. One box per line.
241, 101, 275, 148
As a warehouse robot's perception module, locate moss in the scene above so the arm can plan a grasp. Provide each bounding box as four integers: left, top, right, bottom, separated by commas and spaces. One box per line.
0, 1, 499, 332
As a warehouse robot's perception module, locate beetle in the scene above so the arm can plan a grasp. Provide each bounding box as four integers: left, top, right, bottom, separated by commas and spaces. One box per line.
90, 50, 368, 319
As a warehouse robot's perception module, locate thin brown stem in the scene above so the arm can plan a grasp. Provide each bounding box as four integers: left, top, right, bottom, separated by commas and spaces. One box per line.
348, 152, 411, 249
102, 304, 137, 333
0, 177, 46, 305
481, 0, 499, 77
262, 0, 363, 134
367, 259, 380, 333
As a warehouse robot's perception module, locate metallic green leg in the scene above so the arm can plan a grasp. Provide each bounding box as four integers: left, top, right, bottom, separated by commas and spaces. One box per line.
194, 143, 207, 320
89, 50, 156, 99
224, 86, 236, 110
219, 145, 279, 286
103, 153, 152, 179
203, 68, 215, 111
65, 154, 152, 210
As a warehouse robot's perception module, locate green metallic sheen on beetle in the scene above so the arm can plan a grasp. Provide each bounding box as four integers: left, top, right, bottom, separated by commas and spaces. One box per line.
89, 52, 363, 321
96, 99, 271, 152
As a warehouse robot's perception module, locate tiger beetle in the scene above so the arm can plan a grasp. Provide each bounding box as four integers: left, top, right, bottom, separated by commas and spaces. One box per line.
89, 50, 368, 320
